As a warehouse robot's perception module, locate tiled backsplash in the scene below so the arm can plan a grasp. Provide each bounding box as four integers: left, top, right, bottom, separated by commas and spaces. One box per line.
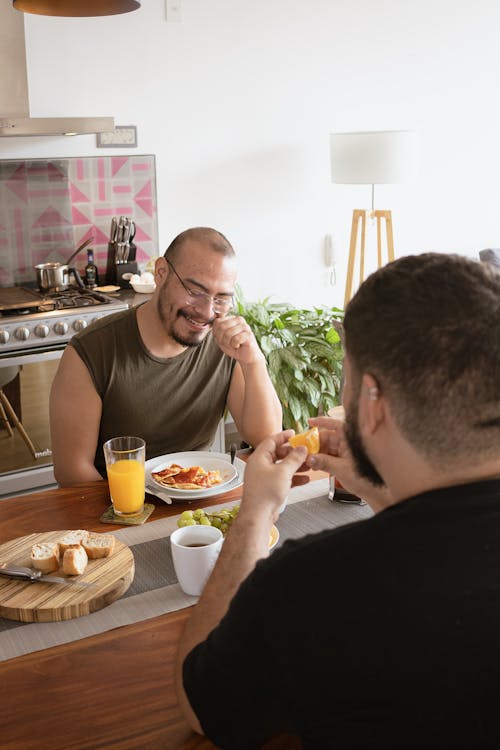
0, 155, 158, 286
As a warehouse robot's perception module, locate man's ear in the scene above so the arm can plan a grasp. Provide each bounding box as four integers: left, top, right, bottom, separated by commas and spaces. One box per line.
155, 256, 168, 283
361, 373, 384, 433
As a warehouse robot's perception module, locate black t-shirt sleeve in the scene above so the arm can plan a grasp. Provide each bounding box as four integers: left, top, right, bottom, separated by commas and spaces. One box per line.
183, 555, 292, 749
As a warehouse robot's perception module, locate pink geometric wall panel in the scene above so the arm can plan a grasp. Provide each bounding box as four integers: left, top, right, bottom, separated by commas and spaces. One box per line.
0, 155, 158, 286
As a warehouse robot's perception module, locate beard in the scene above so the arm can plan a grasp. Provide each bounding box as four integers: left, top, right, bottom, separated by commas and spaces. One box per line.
171, 309, 214, 347
157, 290, 214, 348
344, 400, 386, 488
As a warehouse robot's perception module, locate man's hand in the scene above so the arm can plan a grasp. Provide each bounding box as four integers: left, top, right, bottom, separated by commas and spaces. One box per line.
240, 431, 308, 522
306, 416, 393, 511
212, 315, 264, 366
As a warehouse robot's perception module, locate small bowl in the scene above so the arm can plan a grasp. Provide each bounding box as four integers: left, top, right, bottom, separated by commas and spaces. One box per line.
131, 282, 156, 294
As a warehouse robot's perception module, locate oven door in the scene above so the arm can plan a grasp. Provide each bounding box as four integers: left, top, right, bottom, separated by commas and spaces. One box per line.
0, 348, 64, 498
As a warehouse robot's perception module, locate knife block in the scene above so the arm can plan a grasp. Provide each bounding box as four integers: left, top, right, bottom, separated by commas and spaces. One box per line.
115, 261, 139, 288
105, 242, 137, 285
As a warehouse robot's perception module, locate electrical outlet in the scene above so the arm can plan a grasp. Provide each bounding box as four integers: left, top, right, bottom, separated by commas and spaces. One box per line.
165, 0, 182, 22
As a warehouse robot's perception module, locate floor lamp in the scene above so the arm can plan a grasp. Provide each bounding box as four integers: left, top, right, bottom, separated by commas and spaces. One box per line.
330, 130, 417, 308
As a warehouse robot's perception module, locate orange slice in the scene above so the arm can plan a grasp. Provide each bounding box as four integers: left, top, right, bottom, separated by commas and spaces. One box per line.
288, 426, 320, 454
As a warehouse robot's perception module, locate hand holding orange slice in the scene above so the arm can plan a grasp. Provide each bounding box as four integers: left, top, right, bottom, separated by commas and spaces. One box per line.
288, 426, 320, 455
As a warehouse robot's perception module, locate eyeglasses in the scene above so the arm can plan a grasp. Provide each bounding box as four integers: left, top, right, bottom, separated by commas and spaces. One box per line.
166, 259, 234, 314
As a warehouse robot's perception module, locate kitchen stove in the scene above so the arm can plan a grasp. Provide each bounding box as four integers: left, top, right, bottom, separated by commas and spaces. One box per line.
0, 287, 128, 358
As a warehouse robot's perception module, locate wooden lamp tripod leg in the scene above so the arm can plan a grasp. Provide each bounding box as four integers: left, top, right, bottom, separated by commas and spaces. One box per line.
374, 210, 395, 266
385, 211, 395, 262
0, 389, 37, 459
0, 397, 13, 437
344, 209, 370, 309
344, 209, 396, 307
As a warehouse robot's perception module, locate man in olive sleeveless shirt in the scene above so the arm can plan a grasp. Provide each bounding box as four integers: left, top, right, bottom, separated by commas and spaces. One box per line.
49, 228, 282, 486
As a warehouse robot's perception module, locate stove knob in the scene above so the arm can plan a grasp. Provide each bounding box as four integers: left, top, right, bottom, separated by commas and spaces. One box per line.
0, 330, 9, 344
54, 321, 68, 336
72, 319, 88, 332
15, 327, 30, 341
34, 324, 50, 338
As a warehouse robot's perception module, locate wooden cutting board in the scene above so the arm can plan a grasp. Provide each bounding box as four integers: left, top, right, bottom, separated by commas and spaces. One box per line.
0, 287, 43, 311
0, 531, 134, 623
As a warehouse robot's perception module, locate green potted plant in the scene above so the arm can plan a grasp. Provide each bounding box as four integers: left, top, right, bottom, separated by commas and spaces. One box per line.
236, 291, 344, 432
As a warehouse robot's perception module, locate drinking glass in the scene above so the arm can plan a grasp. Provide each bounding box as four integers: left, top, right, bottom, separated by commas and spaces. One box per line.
103, 436, 146, 517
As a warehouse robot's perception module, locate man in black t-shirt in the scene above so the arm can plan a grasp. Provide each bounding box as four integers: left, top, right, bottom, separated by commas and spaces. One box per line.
176, 253, 500, 749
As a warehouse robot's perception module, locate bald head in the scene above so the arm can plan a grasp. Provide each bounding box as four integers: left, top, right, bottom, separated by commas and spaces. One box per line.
164, 228, 235, 264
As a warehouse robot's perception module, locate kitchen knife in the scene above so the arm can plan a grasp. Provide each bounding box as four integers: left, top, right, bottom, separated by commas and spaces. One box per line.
110, 217, 118, 243
0, 563, 95, 587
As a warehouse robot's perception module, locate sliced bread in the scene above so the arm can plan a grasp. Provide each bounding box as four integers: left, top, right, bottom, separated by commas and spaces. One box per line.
62, 545, 88, 576
59, 530, 89, 554
31, 542, 60, 574
82, 533, 115, 559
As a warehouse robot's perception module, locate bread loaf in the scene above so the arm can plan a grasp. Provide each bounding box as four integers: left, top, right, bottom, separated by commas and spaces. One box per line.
59, 530, 89, 554
62, 545, 88, 576
31, 542, 60, 574
83, 533, 115, 559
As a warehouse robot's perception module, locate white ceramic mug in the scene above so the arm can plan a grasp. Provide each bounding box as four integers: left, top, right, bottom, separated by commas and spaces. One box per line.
170, 525, 223, 596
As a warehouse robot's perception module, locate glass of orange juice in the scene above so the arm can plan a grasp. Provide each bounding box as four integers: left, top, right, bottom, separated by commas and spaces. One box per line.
103, 436, 146, 517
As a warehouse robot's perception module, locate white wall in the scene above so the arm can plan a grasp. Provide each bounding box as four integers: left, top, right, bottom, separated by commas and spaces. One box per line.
1, 0, 500, 309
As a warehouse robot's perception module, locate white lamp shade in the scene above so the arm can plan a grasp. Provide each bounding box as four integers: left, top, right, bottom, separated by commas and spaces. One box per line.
330, 130, 417, 185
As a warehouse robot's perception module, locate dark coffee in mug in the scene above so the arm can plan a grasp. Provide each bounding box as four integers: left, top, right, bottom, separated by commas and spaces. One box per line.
184, 542, 209, 547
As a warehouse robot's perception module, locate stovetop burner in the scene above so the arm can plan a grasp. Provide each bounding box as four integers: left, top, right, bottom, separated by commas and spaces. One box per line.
39, 289, 106, 312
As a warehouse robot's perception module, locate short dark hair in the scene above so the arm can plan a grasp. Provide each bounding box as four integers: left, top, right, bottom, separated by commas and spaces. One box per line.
164, 227, 235, 262
344, 253, 500, 466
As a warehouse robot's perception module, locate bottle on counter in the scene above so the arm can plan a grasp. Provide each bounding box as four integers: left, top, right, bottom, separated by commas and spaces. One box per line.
85, 248, 99, 288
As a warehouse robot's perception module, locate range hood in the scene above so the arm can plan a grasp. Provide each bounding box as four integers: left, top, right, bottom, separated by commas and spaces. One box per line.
0, 3, 114, 137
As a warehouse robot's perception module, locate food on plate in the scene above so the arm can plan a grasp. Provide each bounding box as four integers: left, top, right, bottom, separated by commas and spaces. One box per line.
152, 463, 223, 490
177, 506, 277, 547
59, 530, 89, 554
63, 545, 89, 576
31, 542, 60, 574
288, 426, 320, 455
82, 533, 116, 559
95, 284, 120, 293
178, 505, 240, 536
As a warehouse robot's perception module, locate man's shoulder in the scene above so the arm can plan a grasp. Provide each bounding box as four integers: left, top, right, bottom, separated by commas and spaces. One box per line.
72, 306, 135, 344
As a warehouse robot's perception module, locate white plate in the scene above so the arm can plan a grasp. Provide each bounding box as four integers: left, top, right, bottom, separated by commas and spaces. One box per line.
146, 451, 242, 500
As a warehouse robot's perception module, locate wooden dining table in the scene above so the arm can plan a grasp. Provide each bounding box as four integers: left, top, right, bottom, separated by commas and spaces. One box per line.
0, 470, 332, 750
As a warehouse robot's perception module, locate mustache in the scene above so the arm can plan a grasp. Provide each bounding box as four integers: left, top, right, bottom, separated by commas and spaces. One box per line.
178, 309, 216, 326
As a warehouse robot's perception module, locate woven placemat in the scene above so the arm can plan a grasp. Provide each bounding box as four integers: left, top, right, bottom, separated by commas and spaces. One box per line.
99, 503, 155, 525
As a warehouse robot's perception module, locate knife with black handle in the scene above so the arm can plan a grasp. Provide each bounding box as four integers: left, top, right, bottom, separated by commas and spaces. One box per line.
0, 564, 95, 586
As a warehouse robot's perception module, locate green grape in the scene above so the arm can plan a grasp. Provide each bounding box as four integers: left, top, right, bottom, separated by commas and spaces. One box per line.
178, 518, 196, 527
178, 504, 241, 534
